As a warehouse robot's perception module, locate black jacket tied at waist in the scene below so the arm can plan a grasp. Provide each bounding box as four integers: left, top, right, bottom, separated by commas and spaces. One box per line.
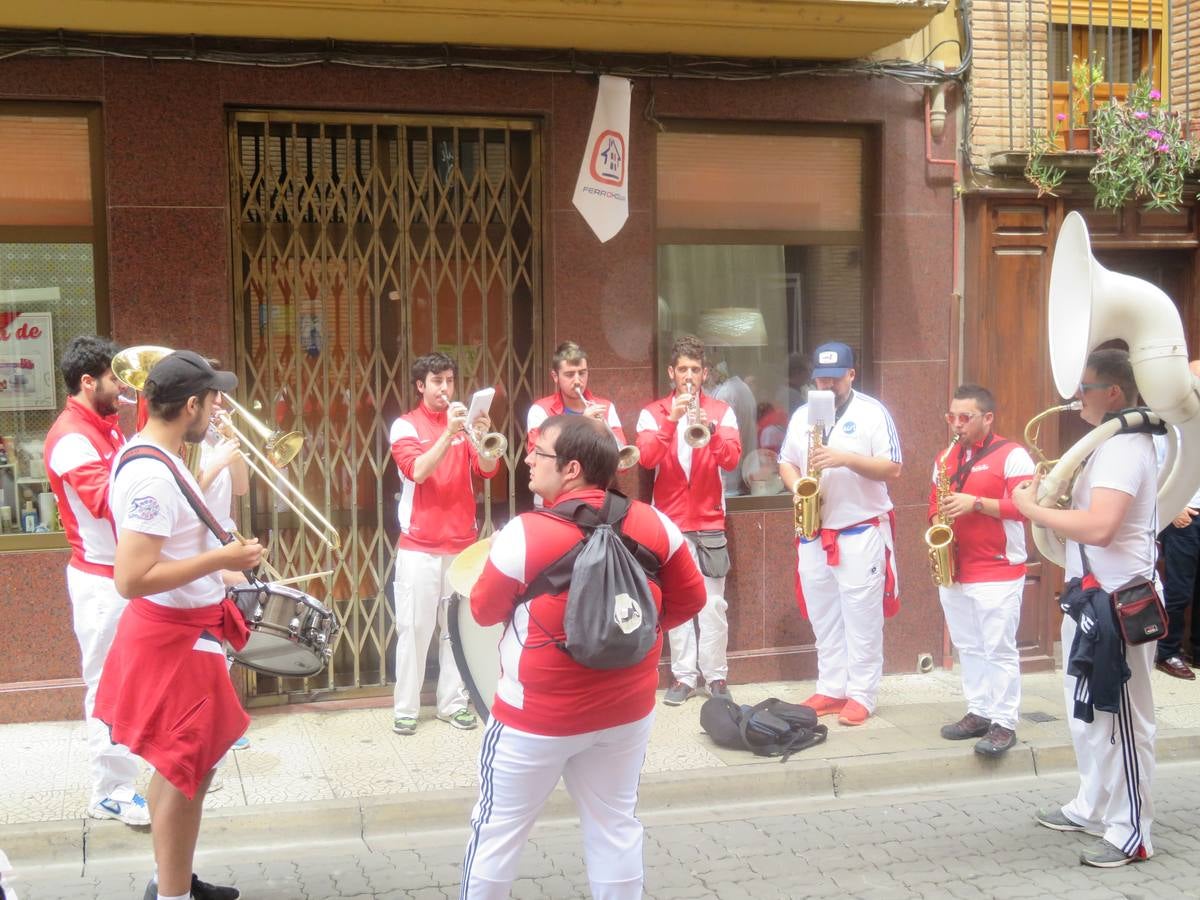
1060, 573, 1130, 722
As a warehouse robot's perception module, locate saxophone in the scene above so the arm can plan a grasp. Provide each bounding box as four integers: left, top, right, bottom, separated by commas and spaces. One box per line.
925, 434, 962, 587
793, 424, 823, 540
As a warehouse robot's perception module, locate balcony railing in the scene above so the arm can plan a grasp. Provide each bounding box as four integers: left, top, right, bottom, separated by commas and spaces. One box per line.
969, 0, 1198, 166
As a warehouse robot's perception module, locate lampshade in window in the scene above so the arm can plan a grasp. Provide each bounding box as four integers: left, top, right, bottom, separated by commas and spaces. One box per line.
698, 307, 768, 347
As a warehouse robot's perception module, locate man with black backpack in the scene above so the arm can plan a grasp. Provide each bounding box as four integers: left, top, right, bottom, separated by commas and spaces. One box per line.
460, 415, 706, 899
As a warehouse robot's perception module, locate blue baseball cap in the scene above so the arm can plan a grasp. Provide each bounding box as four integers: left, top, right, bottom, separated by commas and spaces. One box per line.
812, 342, 855, 378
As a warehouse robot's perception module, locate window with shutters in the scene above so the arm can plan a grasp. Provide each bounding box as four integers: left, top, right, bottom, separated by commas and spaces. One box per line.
0, 104, 106, 551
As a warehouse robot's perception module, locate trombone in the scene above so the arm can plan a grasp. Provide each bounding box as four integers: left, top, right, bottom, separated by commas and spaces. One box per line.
111, 345, 341, 553
575, 387, 640, 470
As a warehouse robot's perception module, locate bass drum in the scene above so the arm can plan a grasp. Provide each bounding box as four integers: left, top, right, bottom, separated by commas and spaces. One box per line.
445, 538, 504, 721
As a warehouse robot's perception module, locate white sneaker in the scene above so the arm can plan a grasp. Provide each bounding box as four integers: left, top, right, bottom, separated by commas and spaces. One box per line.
87, 792, 150, 826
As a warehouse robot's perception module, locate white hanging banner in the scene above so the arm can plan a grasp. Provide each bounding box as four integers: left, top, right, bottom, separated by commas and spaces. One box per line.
572, 75, 632, 243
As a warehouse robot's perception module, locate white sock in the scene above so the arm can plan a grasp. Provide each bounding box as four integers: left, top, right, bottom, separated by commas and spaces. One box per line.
158, 893, 189, 900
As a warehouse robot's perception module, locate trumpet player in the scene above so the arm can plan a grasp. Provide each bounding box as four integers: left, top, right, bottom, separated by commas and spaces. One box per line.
929, 384, 1034, 757
778, 342, 901, 726
636, 335, 741, 705
527, 341, 631, 466
388, 351, 500, 736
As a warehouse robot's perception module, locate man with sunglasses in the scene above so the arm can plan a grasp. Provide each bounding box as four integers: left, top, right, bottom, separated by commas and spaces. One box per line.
1014, 349, 1159, 868
929, 384, 1035, 756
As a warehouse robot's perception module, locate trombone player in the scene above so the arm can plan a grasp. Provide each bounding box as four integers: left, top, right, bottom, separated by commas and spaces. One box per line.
928, 384, 1034, 757
388, 351, 500, 736
636, 335, 741, 705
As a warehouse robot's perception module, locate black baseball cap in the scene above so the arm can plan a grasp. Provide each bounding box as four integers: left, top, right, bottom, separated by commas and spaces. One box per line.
145, 350, 237, 403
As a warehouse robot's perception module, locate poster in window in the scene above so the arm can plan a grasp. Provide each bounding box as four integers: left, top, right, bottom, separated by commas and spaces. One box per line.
0, 312, 56, 411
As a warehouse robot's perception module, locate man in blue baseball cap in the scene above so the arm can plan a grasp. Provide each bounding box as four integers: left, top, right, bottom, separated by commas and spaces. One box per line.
778, 341, 903, 727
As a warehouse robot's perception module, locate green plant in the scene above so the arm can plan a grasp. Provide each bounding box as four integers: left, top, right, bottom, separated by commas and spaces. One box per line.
1068, 54, 1105, 128
1089, 77, 1200, 210
1025, 120, 1066, 197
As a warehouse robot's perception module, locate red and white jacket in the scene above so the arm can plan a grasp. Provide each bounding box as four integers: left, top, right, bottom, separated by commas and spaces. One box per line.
926, 433, 1035, 584
471, 487, 706, 736
389, 403, 499, 554
525, 390, 627, 451
44, 395, 125, 576
635, 390, 741, 532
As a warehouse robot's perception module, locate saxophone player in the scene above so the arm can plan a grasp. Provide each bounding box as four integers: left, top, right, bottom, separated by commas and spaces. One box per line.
930, 384, 1035, 756
778, 342, 901, 726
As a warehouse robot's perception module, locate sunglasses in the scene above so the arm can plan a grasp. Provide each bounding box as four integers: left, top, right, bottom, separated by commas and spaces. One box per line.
944, 412, 982, 425
1078, 382, 1113, 393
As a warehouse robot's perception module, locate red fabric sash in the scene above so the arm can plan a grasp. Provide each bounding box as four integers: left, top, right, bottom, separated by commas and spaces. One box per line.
794, 511, 901, 620
130, 595, 250, 651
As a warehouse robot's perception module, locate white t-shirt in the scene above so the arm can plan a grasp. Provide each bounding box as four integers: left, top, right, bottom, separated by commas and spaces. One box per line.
779, 390, 901, 530
111, 436, 225, 609
198, 431, 235, 532
1064, 432, 1158, 593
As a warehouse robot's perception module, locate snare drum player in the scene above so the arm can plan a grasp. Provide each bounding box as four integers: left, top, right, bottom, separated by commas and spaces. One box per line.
94, 351, 263, 900
43, 336, 147, 827
388, 351, 500, 735
461, 415, 706, 899
636, 335, 741, 706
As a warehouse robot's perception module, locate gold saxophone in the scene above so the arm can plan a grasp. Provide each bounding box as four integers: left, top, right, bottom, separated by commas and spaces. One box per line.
925, 434, 961, 587
793, 424, 823, 540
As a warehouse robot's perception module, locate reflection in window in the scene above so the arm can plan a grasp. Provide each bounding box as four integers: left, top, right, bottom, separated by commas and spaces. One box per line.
657, 243, 863, 496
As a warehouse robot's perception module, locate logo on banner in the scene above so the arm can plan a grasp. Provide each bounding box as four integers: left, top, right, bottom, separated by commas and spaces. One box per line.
589, 130, 626, 186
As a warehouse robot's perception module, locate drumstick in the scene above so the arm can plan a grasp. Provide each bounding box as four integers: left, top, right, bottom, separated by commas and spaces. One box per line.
271, 570, 334, 587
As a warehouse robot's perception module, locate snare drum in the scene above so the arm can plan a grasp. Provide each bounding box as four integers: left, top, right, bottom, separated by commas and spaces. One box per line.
227, 582, 337, 677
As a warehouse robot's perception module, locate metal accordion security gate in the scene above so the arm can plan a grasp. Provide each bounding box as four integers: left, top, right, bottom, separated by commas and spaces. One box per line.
228, 111, 541, 702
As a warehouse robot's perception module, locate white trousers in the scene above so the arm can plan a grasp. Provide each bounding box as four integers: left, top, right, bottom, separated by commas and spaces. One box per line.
393, 547, 469, 720
1060, 614, 1156, 857
939, 577, 1024, 730
66, 566, 141, 805
667, 536, 728, 686
461, 712, 653, 900
797, 525, 885, 712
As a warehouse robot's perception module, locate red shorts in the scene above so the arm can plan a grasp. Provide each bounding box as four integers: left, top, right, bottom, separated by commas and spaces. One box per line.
94, 596, 250, 800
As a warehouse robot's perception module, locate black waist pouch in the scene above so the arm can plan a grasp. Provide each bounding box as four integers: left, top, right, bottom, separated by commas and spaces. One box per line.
1111, 580, 1167, 645
687, 530, 731, 578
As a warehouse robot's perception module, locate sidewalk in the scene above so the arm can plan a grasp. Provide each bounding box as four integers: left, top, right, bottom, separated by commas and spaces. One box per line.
3, 667, 1199, 871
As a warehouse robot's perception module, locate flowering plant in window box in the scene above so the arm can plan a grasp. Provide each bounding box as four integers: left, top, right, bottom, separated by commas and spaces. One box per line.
1089, 77, 1199, 210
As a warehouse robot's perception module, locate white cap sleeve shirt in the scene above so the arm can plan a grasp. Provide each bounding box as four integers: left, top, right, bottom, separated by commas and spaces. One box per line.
779, 391, 901, 531
111, 437, 226, 609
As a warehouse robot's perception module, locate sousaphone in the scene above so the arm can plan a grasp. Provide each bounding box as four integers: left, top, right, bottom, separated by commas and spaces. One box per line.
1032, 212, 1200, 566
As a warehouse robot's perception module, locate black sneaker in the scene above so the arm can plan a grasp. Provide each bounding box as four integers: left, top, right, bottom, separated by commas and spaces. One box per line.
142, 875, 240, 900
974, 723, 1017, 757
939, 712, 991, 740
706, 679, 733, 702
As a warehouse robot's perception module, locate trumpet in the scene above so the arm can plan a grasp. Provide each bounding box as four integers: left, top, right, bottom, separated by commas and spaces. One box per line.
575, 387, 640, 470
446, 395, 507, 461
111, 345, 341, 553
682, 382, 711, 448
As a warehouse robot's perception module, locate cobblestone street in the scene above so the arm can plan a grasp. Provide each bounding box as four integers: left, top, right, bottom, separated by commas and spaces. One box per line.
11, 763, 1199, 900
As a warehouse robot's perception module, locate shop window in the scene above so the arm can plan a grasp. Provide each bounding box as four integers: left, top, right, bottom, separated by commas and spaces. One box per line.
655, 128, 869, 502
0, 106, 106, 548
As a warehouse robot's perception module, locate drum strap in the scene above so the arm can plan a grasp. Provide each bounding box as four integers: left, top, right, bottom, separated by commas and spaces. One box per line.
114, 446, 259, 583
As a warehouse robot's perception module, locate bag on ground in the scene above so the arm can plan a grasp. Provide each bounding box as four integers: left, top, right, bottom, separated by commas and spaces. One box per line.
700, 697, 827, 762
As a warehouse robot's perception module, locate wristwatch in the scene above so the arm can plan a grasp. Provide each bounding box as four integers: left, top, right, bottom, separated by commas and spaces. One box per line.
972, 496, 984, 513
